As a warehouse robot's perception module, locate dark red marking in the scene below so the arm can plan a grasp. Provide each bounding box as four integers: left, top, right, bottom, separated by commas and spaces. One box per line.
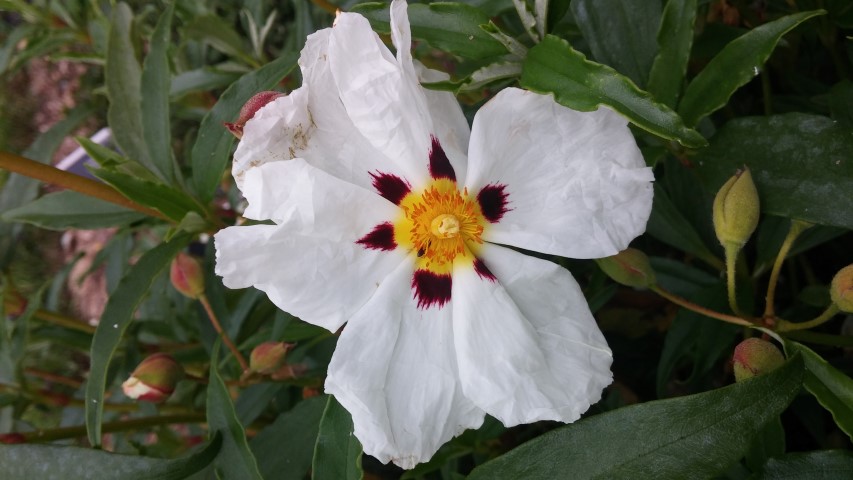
370, 172, 411, 205
356, 223, 396, 251
477, 184, 510, 223
474, 258, 497, 282
412, 270, 452, 309
428, 136, 456, 181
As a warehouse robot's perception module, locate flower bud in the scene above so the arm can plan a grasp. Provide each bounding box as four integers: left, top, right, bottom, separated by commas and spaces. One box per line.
170, 252, 204, 299
732, 338, 785, 382
596, 248, 656, 288
122, 353, 184, 403
250, 341, 292, 375
3, 289, 27, 317
0, 433, 26, 444
224, 91, 284, 139
830, 264, 853, 313
713, 167, 760, 248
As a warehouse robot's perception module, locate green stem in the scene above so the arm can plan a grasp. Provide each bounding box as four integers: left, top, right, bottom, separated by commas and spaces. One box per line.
33, 309, 96, 334
724, 243, 747, 318
777, 304, 840, 332
651, 285, 754, 327
764, 220, 811, 318
16, 413, 206, 444
199, 294, 249, 372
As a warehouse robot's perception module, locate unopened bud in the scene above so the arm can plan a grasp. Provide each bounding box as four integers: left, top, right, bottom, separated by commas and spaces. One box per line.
713, 167, 760, 248
732, 338, 785, 382
250, 341, 292, 375
3, 289, 27, 317
830, 264, 853, 313
224, 91, 284, 139
170, 252, 205, 299
596, 248, 656, 288
122, 353, 184, 403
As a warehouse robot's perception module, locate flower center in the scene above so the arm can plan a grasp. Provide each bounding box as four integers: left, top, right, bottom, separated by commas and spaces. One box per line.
430, 214, 460, 238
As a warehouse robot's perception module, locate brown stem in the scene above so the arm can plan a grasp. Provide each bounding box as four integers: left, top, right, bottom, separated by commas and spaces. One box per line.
13, 413, 206, 444
651, 285, 754, 327
33, 309, 96, 334
199, 295, 249, 372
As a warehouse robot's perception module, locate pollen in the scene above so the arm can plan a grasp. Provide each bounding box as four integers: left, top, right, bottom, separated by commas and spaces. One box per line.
395, 179, 486, 273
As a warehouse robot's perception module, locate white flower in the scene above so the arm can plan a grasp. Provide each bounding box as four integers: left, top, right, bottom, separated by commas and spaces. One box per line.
215, 0, 653, 469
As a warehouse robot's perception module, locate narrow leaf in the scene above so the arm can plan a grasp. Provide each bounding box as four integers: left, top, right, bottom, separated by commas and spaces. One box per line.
647, 0, 698, 107
207, 343, 264, 480
787, 342, 853, 441
183, 15, 257, 67
85, 235, 191, 446
521, 35, 706, 148
251, 395, 328, 480
92, 168, 203, 222
757, 450, 853, 479
312, 396, 363, 480
468, 355, 803, 479
141, 3, 176, 184
191, 52, 298, 202
2, 190, 145, 230
0, 434, 221, 480
678, 10, 825, 126
646, 185, 721, 267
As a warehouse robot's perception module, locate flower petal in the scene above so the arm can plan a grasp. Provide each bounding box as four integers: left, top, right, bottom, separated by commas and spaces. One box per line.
453, 243, 613, 426
326, 261, 485, 469
415, 62, 470, 183
465, 88, 654, 259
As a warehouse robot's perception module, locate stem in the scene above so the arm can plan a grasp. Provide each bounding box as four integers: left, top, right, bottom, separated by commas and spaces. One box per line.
199, 294, 249, 372
33, 309, 96, 334
311, 0, 339, 14
776, 304, 841, 332
724, 243, 747, 318
764, 220, 811, 318
15, 413, 206, 444
651, 285, 754, 327
0, 150, 169, 222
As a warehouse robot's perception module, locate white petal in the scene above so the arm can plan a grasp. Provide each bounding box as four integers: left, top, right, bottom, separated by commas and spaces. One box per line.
465, 88, 654, 259
415, 62, 470, 182
326, 261, 484, 469
453, 243, 613, 426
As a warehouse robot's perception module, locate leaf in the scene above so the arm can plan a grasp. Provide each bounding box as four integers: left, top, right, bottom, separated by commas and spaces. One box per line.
694, 113, 853, 229
571, 0, 663, 87
312, 396, 363, 480
645, 185, 721, 267
352, 2, 509, 60
183, 15, 257, 67
250, 395, 328, 480
786, 342, 853, 441
91, 168, 203, 222
678, 10, 826, 127
141, 3, 176, 184
170, 68, 242, 99
756, 450, 853, 479
191, 52, 298, 202
0, 434, 221, 480
207, 343, 264, 480
467, 355, 803, 480
647, 0, 697, 107
2, 190, 145, 230
520, 35, 706, 148
85, 235, 190, 446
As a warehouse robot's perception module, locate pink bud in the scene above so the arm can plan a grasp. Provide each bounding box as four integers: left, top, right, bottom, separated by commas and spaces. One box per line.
170, 252, 205, 299
224, 91, 284, 139
732, 338, 785, 382
250, 341, 292, 375
831, 264, 853, 313
122, 353, 184, 403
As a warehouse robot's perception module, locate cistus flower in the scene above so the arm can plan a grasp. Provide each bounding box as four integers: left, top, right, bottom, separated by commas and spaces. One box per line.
121, 353, 184, 403
215, 0, 653, 469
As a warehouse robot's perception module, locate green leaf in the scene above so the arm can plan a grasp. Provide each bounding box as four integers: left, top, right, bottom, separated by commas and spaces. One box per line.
141, 3, 176, 184
520, 35, 706, 148
786, 342, 853, 442
678, 10, 826, 127
694, 113, 853, 229
251, 395, 328, 480
85, 235, 190, 446
91, 168, 203, 222
645, 184, 721, 267
191, 52, 298, 202
352, 2, 509, 60
647, 0, 697, 107
571, 0, 662, 87
468, 355, 803, 480
2, 190, 145, 229
312, 396, 363, 480
0, 434, 221, 480
170, 68, 242, 99
183, 15, 258, 67
756, 450, 853, 479
207, 343, 264, 480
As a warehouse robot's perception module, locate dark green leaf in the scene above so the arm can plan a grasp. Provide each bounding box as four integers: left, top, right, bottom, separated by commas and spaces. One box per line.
312, 396, 363, 480
85, 235, 190, 446
678, 10, 826, 127
251, 395, 328, 480
647, 0, 697, 107
756, 450, 853, 479
746, 417, 785, 472
191, 52, 298, 202
468, 355, 803, 480
0, 434, 221, 480
352, 2, 508, 60
91, 168, 203, 222
2, 190, 145, 229
521, 35, 706, 148
571, 0, 662, 87
646, 185, 721, 267
694, 113, 853, 229
786, 342, 853, 441
183, 15, 258, 67
141, 3, 176, 184
208, 343, 264, 480
170, 69, 242, 99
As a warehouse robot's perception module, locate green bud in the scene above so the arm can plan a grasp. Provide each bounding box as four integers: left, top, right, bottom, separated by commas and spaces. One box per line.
170, 252, 205, 299
250, 341, 292, 375
713, 167, 760, 248
732, 338, 785, 382
596, 248, 656, 288
830, 264, 853, 313
122, 353, 184, 403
